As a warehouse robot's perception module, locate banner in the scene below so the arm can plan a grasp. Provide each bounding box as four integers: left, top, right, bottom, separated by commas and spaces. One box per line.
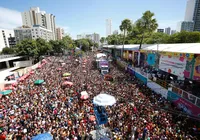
159, 55, 187, 77
147, 53, 156, 66
167, 91, 200, 117
135, 71, 147, 84
147, 80, 168, 99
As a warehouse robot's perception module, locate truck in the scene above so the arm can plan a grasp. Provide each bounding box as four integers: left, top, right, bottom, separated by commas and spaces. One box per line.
99, 60, 109, 75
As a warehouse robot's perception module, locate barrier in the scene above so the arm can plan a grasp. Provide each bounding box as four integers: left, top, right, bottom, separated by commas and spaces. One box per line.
135, 72, 147, 84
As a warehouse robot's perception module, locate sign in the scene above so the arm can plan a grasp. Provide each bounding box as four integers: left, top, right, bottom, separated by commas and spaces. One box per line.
159, 55, 187, 77
135, 72, 147, 84
147, 53, 156, 66
147, 80, 168, 99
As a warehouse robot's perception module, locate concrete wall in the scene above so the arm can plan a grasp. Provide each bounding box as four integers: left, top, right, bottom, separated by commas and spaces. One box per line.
13, 60, 32, 67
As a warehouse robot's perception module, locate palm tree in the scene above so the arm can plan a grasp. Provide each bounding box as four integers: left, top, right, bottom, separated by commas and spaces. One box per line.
119, 19, 132, 58
137, 10, 158, 50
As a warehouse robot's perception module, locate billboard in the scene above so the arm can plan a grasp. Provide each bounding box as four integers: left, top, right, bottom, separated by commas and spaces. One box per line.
159, 55, 187, 77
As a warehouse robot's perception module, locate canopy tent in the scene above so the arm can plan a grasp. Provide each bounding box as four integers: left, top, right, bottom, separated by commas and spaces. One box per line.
96, 53, 107, 59
63, 73, 71, 77
93, 93, 116, 106
81, 91, 89, 99
0, 90, 12, 95
34, 80, 44, 85
32, 133, 53, 140
63, 81, 73, 86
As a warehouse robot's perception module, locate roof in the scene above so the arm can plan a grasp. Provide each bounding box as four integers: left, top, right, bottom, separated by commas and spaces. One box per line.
103, 43, 200, 54
0, 56, 23, 63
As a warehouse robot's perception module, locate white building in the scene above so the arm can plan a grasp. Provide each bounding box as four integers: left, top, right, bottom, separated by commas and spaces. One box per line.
14, 25, 53, 44
176, 21, 194, 32
165, 27, 171, 35
92, 33, 100, 44
56, 27, 64, 40
184, 0, 196, 21
21, 7, 56, 40
0, 29, 15, 51
106, 19, 112, 37
113, 30, 118, 35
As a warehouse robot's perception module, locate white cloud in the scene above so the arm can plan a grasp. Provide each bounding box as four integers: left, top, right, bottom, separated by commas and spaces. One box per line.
158, 19, 182, 30
0, 7, 22, 30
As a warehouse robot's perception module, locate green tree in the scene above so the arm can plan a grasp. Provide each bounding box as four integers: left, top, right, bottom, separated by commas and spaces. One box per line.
119, 19, 132, 56
1, 47, 15, 54
100, 37, 106, 44
136, 11, 158, 49
36, 38, 52, 56
49, 40, 64, 54
94, 43, 99, 48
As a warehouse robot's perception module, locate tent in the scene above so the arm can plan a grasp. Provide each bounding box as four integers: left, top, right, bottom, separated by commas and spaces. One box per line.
0, 90, 12, 95
32, 133, 53, 140
34, 80, 44, 85
93, 93, 116, 106
63, 73, 71, 77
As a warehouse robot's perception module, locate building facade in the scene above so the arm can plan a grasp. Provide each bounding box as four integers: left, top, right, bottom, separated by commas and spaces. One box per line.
106, 19, 112, 37
0, 29, 15, 51
157, 29, 164, 33
185, 0, 196, 21
177, 21, 194, 32
193, 0, 200, 31
165, 27, 171, 35
56, 27, 64, 40
14, 25, 53, 44
21, 7, 56, 40
92, 33, 100, 44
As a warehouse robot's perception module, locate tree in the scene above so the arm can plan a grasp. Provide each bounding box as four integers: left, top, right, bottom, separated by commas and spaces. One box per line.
136, 11, 158, 50
94, 43, 99, 48
49, 40, 64, 54
36, 38, 52, 56
100, 37, 106, 44
1, 47, 15, 54
119, 19, 132, 57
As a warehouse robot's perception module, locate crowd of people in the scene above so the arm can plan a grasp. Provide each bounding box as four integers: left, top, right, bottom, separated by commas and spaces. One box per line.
0, 52, 199, 140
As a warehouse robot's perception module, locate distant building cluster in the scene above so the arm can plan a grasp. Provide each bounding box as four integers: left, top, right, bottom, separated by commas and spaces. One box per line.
77, 33, 100, 44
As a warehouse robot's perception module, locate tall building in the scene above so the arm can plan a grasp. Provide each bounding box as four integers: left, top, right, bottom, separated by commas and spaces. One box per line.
171, 30, 176, 35
92, 33, 100, 44
0, 29, 15, 51
157, 29, 164, 33
165, 27, 171, 35
176, 21, 194, 32
77, 33, 100, 44
113, 30, 118, 35
185, 0, 196, 21
14, 25, 53, 44
193, 0, 200, 31
56, 27, 64, 40
106, 19, 112, 37
21, 7, 56, 40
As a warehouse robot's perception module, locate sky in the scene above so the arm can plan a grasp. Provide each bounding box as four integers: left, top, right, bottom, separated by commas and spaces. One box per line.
0, 0, 187, 39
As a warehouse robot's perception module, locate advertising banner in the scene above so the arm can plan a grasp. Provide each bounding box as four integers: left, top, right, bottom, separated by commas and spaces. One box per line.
167, 91, 200, 117
193, 55, 200, 80
159, 55, 187, 77
147, 80, 168, 99
135, 72, 147, 84
147, 53, 156, 66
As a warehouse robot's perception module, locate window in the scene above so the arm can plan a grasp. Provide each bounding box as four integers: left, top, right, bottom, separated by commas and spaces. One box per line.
33, 36, 35, 38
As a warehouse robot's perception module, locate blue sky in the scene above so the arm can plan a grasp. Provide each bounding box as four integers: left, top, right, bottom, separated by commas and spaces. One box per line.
0, 0, 187, 38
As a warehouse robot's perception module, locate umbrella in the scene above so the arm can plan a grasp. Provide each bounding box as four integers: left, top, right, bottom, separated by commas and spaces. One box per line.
30, 71, 35, 74
83, 70, 87, 73
82, 65, 85, 68
63, 73, 71, 77
34, 80, 44, 85
93, 93, 116, 106
32, 133, 53, 140
63, 77, 70, 80
0, 90, 12, 95
81, 91, 89, 99
57, 68, 62, 71
42, 59, 47, 63
63, 81, 73, 86
89, 115, 95, 121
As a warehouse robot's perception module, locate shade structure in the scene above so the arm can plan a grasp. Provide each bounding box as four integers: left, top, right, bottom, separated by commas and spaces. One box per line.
63, 81, 73, 86
63, 73, 71, 77
0, 90, 12, 95
34, 80, 44, 85
81, 91, 89, 99
32, 133, 53, 140
93, 93, 116, 106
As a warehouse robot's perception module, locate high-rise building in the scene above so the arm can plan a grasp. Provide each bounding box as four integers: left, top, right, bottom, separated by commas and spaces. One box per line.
113, 30, 118, 35
171, 30, 176, 35
92, 33, 100, 44
185, 0, 196, 21
176, 21, 194, 32
56, 27, 64, 40
106, 19, 112, 37
165, 27, 171, 35
0, 29, 15, 51
14, 25, 53, 44
193, 0, 200, 31
21, 7, 56, 40
77, 33, 100, 44
157, 29, 164, 33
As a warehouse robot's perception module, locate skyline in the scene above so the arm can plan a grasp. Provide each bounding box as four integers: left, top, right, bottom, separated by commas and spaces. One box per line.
0, 0, 187, 39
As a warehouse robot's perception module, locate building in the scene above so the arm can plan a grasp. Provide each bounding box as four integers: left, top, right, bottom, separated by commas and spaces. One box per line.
85, 34, 93, 40
165, 27, 171, 35
8, 34, 16, 47
171, 30, 176, 35
14, 25, 53, 44
157, 29, 164, 33
21, 7, 56, 40
193, 0, 200, 31
92, 33, 100, 44
113, 30, 118, 35
56, 27, 64, 40
185, 0, 196, 21
176, 21, 194, 32
0, 29, 15, 51
77, 33, 100, 44
106, 19, 112, 37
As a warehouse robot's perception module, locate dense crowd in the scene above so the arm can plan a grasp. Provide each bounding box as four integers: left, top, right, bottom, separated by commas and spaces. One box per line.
0, 53, 199, 140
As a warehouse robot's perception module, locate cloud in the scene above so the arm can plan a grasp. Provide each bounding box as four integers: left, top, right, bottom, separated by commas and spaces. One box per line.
0, 7, 22, 30
158, 19, 182, 30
